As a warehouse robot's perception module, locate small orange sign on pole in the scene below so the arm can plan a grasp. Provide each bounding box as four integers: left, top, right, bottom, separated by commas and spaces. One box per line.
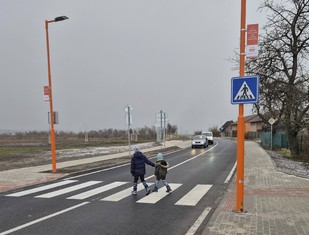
247, 24, 259, 45
246, 24, 259, 58
44, 86, 49, 101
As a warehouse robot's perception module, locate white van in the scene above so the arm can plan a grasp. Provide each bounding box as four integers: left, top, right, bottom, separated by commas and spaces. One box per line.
201, 131, 213, 144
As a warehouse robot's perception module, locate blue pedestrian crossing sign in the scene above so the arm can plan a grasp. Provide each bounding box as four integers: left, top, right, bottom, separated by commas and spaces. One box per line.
231, 76, 259, 104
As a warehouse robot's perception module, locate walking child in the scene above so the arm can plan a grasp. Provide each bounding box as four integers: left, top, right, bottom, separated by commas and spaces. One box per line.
130, 145, 155, 195
153, 153, 172, 193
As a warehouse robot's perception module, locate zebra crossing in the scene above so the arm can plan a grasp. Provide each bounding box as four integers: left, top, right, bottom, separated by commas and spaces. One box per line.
5, 180, 213, 207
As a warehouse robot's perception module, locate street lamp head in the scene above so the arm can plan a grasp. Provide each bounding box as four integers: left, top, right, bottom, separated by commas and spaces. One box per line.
54, 16, 69, 22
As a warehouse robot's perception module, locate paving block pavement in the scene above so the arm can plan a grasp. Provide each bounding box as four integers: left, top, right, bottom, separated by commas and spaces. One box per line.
203, 141, 309, 235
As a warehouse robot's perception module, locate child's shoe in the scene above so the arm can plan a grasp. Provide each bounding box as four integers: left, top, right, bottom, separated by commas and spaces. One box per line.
152, 186, 158, 192
166, 185, 172, 193
146, 187, 151, 195
131, 190, 137, 195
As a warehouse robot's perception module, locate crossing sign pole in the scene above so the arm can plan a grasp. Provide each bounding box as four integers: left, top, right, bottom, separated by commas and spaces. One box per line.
236, 0, 246, 213
232, 1, 259, 213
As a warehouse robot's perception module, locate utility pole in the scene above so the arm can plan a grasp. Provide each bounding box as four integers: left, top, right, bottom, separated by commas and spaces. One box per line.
124, 105, 133, 156
163, 112, 167, 149
160, 110, 163, 149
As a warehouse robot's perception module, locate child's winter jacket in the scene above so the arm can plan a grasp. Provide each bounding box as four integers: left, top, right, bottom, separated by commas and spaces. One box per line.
131, 151, 155, 176
154, 160, 169, 180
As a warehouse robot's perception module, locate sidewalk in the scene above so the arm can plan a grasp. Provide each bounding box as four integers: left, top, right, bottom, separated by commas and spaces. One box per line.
0, 140, 190, 193
203, 141, 309, 235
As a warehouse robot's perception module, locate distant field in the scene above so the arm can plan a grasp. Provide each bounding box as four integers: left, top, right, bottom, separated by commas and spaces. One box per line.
0, 133, 184, 171
0, 134, 154, 171
0, 134, 148, 159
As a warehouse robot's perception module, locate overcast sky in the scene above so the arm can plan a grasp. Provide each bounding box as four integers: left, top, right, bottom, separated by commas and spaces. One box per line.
0, 0, 267, 134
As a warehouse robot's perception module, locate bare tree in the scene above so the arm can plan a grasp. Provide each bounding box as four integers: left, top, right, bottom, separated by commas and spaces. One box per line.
166, 123, 178, 135
247, 0, 309, 156
136, 126, 156, 140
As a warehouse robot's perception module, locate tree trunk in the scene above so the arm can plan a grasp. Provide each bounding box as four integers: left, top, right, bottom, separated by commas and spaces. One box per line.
287, 130, 300, 156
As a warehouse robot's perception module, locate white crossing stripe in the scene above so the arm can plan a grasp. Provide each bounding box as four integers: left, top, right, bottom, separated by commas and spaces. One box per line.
175, 184, 212, 206
5, 180, 78, 197
67, 181, 128, 200
136, 183, 182, 204
101, 183, 154, 202
35, 181, 101, 198
5, 180, 214, 208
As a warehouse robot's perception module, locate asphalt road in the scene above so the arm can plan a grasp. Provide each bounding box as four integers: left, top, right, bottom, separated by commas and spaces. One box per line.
0, 138, 236, 235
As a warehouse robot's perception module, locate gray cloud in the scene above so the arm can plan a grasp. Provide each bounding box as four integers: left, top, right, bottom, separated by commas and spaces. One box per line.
0, 0, 266, 133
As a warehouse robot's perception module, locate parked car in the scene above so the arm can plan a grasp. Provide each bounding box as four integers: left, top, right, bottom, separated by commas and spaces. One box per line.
201, 131, 214, 144
191, 135, 208, 148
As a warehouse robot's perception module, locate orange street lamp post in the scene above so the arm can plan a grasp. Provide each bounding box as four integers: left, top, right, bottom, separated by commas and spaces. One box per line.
45, 16, 68, 173
236, 0, 246, 212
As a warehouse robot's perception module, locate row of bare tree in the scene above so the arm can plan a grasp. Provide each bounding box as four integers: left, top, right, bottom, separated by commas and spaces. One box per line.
3, 124, 178, 143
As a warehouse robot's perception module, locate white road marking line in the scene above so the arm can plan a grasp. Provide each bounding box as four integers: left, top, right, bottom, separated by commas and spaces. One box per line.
69, 143, 218, 180
67, 181, 128, 200
5, 180, 78, 197
35, 181, 101, 198
185, 207, 211, 235
145, 143, 218, 181
136, 183, 182, 204
224, 162, 236, 184
0, 202, 89, 235
101, 183, 154, 202
175, 184, 212, 206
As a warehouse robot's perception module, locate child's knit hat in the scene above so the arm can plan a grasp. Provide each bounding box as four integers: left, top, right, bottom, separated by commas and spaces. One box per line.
134, 145, 141, 152
156, 153, 164, 161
